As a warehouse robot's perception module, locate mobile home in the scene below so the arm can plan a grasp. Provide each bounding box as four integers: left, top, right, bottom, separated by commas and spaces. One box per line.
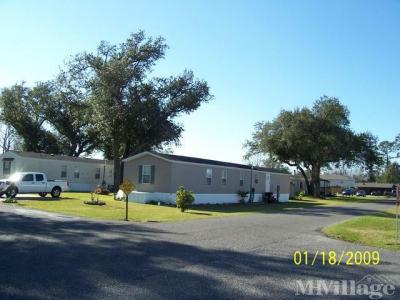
123, 151, 291, 204
0, 151, 113, 192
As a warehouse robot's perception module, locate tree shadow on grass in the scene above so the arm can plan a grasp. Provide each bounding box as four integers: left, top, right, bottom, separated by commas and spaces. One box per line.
187, 198, 397, 220
0, 211, 398, 300
189, 200, 326, 214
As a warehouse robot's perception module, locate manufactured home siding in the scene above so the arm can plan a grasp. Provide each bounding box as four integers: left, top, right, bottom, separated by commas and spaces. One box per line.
123, 154, 172, 193
16, 158, 113, 190
123, 151, 291, 204
270, 173, 290, 195
0, 151, 113, 191
170, 163, 266, 194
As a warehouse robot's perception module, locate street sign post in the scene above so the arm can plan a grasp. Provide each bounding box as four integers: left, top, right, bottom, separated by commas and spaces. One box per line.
119, 180, 135, 221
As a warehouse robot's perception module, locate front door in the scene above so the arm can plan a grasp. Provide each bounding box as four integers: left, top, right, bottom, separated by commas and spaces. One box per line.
265, 173, 270, 192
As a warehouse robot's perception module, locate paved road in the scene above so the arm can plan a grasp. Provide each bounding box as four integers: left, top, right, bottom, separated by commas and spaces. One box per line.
0, 200, 399, 299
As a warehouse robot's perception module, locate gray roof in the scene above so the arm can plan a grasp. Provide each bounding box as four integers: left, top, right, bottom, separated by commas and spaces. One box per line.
355, 182, 395, 189
5, 151, 111, 164
320, 174, 354, 181
148, 151, 290, 174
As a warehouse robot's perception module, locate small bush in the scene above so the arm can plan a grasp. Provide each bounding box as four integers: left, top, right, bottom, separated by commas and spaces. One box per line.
295, 191, 305, 200
84, 192, 106, 205
84, 200, 106, 206
176, 186, 195, 212
237, 190, 249, 204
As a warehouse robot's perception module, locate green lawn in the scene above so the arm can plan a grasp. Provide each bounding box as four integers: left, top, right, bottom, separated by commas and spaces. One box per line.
323, 207, 400, 251
2, 192, 393, 223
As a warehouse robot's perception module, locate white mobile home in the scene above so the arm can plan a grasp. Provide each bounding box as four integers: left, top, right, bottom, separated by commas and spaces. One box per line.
0, 151, 113, 192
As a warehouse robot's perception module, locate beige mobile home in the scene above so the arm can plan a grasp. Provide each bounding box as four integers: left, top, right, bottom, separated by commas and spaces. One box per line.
123, 151, 290, 204
0, 151, 113, 191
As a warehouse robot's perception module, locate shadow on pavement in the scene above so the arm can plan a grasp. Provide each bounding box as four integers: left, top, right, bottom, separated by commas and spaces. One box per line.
0, 211, 398, 299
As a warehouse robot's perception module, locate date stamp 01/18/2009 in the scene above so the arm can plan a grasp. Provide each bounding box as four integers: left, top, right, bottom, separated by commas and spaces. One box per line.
293, 250, 380, 266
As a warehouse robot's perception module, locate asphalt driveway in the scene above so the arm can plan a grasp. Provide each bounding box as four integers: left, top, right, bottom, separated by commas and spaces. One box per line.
0, 201, 399, 299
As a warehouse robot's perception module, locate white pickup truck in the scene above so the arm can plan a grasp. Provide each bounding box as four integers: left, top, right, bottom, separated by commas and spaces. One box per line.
0, 172, 69, 198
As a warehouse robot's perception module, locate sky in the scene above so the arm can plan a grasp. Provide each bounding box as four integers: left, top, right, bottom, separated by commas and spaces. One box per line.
1, 0, 399, 163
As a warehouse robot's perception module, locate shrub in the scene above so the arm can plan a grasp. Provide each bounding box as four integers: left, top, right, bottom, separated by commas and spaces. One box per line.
84, 191, 106, 205
176, 186, 195, 212
84, 200, 106, 206
237, 190, 249, 204
295, 191, 305, 200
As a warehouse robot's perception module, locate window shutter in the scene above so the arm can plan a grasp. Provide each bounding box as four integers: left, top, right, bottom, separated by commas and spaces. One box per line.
150, 165, 155, 184
138, 165, 143, 184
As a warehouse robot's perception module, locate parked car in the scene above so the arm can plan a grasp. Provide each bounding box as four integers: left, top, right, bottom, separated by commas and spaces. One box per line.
0, 172, 69, 198
341, 188, 354, 196
356, 190, 366, 197
370, 191, 381, 196
383, 190, 396, 197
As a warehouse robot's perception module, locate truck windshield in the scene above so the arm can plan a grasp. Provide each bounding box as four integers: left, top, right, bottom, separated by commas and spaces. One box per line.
8, 173, 22, 182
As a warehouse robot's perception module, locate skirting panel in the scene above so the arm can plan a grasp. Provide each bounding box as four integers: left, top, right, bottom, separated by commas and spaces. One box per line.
128, 192, 288, 204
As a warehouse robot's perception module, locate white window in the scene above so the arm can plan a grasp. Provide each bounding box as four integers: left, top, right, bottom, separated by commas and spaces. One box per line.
254, 174, 259, 184
221, 169, 228, 185
61, 166, 67, 178
3, 161, 11, 175
240, 171, 245, 187
142, 165, 152, 184
206, 168, 213, 185
221, 169, 227, 185
74, 167, 80, 179
108, 169, 113, 178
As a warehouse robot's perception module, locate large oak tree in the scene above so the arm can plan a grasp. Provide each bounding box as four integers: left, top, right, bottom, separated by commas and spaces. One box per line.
245, 96, 380, 197
0, 83, 62, 154
65, 31, 212, 186
0, 80, 99, 157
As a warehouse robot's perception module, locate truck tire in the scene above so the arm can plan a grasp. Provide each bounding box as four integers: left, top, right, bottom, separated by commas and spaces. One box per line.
38, 192, 47, 197
6, 186, 18, 198
51, 187, 61, 198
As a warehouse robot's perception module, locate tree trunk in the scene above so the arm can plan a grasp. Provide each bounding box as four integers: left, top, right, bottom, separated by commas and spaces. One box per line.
113, 134, 121, 189
297, 166, 312, 195
311, 165, 321, 198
